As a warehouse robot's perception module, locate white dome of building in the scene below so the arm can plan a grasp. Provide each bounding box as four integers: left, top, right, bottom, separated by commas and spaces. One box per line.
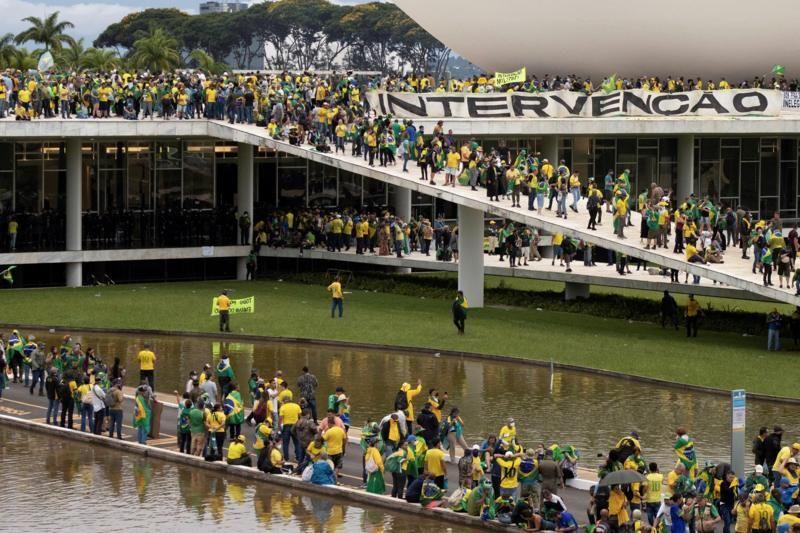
395, 0, 800, 80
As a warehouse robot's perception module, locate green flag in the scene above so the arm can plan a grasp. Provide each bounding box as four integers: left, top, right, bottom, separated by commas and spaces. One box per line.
773, 64, 786, 76
601, 74, 618, 94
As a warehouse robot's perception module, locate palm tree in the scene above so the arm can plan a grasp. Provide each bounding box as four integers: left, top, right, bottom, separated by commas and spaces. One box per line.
15, 12, 75, 52
82, 48, 119, 71
0, 33, 17, 68
129, 28, 180, 73
56, 37, 85, 70
189, 49, 227, 75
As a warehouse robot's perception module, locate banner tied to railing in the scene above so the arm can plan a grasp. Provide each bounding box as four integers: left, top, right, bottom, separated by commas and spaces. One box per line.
366, 89, 783, 119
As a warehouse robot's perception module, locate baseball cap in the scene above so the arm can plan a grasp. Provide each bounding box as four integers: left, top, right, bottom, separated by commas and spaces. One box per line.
755, 465, 764, 473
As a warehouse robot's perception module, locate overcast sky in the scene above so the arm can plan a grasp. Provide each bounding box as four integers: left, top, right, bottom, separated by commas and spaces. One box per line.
1, 0, 380, 47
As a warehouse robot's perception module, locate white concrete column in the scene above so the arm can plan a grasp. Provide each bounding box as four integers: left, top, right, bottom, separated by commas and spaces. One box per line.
541, 135, 559, 165
237, 143, 254, 224
677, 135, 695, 202
457, 204, 484, 308
237, 143, 254, 281
393, 186, 411, 221
66, 138, 82, 287
564, 281, 590, 300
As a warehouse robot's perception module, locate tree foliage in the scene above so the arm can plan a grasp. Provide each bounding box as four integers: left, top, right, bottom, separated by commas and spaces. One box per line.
129, 28, 180, 72
15, 12, 75, 52
95, 0, 451, 76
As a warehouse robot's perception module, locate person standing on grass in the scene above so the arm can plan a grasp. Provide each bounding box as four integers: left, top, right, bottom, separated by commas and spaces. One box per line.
137, 342, 156, 390
217, 289, 231, 333
452, 290, 468, 334
661, 290, 679, 330
327, 276, 344, 318
767, 309, 782, 351
685, 295, 701, 338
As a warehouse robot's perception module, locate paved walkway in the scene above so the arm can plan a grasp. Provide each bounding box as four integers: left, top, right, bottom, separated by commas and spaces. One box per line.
260, 244, 770, 301
223, 120, 800, 306
0, 382, 590, 515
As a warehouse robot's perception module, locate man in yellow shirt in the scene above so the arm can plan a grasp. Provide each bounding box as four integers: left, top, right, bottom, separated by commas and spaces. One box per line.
495, 450, 523, 498
137, 342, 156, 389
279, 397, 303, 462
685, 294, 701, 338
425, 439, 447, 488
323, 425, 347, 476
217, 289, 231, 332
327, 276, 344, 318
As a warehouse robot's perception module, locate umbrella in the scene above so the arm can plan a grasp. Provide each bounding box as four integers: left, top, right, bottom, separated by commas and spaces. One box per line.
598, 469, 646, 487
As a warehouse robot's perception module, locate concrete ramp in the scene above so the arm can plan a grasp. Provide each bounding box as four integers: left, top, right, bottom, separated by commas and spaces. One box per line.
219, 122, 799, 306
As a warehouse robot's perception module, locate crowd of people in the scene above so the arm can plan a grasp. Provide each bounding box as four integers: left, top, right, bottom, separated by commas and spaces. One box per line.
3, 326, 800, 531
593, 428, 800, 533
379, 73, 798, 94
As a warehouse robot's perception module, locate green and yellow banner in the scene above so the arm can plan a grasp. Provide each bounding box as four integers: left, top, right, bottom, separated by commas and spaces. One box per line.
494, 67, 526, 86
210, 296, 255, 316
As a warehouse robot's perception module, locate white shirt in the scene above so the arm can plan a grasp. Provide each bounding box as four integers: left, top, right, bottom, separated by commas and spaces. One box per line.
91, 384, 106, 411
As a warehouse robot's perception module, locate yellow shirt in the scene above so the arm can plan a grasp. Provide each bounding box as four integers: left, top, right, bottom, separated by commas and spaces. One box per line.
365, 446, 384, 472
773, 447, 793, 471
497, 457, 522, 488
307, 441, 324, 462
609, 489, 630, 524
335, 124, 347, 138
279, 402, 302, 425
499, 424, 517, 440
615, 198, 628, 216
206, 88, 217, 103
18, 89, 30, 103
208, 411, 226, 433
327, 281, 343, 299
227, 441, 247, 460
686, 300, 701, 318
137, 349, 155, 371
217, 294, 231, 311
323, 426, 346, 455
645, 473, 664, 503
270, 448, 283, 465
77, 383, 90, 401
277, 389, 293, 404
446, 152, 461, 169
667, 470, 680, 496
748, 502, 773, 530
425, 448, 446, 477
388, 419, 401, 442
404, 384, 422, 420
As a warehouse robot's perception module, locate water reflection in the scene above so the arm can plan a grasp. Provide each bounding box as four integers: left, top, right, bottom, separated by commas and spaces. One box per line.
0, 426, 470, 532
24, 328, 800, 468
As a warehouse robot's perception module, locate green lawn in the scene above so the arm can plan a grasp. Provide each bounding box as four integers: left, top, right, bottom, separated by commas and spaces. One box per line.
416, 272, 793, 314
0, 280, 796, 397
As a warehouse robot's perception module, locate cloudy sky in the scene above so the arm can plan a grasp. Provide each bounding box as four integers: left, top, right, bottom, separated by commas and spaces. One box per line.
1, 0, 380, 46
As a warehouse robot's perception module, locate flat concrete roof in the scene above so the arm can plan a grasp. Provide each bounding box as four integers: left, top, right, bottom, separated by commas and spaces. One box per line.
3, 115, 800, 140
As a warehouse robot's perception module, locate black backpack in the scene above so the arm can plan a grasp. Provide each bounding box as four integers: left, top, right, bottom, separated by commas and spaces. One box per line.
394, 390, 409, 412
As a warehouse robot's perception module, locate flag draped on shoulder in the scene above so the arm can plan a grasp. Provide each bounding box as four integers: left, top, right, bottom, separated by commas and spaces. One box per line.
133, 396, 151, 430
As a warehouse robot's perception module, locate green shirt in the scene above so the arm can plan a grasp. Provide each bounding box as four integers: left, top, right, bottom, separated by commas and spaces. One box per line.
189, 408, 206, 434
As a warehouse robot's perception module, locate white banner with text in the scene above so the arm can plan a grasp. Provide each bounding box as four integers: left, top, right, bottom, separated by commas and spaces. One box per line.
366, 89, 783, 119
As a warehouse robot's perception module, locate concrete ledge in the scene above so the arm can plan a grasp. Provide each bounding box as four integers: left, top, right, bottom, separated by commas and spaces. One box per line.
0, 413, 511, 531
2, 322, 798, 405
0, 245, 249, 266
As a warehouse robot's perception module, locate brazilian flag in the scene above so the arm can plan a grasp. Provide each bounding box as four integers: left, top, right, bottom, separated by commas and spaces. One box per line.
133, 396, 151, 431
224, 390, 244, 425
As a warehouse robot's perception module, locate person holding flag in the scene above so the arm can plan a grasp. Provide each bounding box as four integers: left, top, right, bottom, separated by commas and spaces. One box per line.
675, 427, 698, 479
133, 386, 152, 445
216, 353, 235, 397
224, 382, 245, 439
